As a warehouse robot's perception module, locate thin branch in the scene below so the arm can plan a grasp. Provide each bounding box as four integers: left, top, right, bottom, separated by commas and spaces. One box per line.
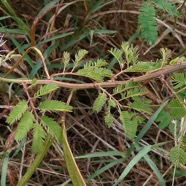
1, 62, 186, 90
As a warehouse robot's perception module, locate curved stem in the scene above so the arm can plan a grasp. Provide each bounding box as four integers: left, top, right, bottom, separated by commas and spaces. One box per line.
1, 62, 186, 89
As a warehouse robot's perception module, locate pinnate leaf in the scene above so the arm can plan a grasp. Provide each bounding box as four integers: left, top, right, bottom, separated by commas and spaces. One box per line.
15, 111, 35, 141
41, 116, 62, 143
39, 100, 73, 112
6, 100, 28, 125
35, 84, 59, 97
93, 93, 107, 112
32, 122, 45, 153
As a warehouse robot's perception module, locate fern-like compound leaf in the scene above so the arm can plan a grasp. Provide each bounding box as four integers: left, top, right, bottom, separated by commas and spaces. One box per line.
6, 100, 28, 125
130, 99, 153, 114
63, 51, 70, 69
155, 110, 172, 129
160, 48, 172, 66
108, 99, 116, 108
104, 114, 114, 128
168, 99, 186, 118
170, 146, 186, 167
84, 59, 108, 68
77, 67, 112, 82
15, 111, 35, 141
121, 42, 139, 65
41, 116, 62, 144
121, 87, 147, 101
34, 84, 59, 97
125, 61, 160, 72
74, 49, 88, 69
39, 100, 73, 112
139, 2, 158, 45
172, 73, 186, 90
32, 122, 45, 153
104, 105, 114, 128
152, 0, 180, 16
119, 111, 138, 139
93, 93, 107, 112
109, 48, 123, 69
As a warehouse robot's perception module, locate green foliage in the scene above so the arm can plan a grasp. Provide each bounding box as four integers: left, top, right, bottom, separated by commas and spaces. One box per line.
104, 108, 114, 128
119, 111, 138, 139
172, 73, 186, 89
155, 110, 172, 129
138, 1, 180, 45
39, 100, 73, 112
152, 0, 180, 16
6, 100, 28, 125
84, 59, 108, 68
15, 111, 35, 141
130, 98, 153, 114
160, 48, 172, 67
125, 61, 160, 72
32, 122, 45, 153
167, 99, 186, 119
34, 84, 59, 97
109, 48, 123, 69
139, 2, 158, 45
120, 86, 147, 101
63, 51, 70, 70
121, 42, 139, 65
170, 146, 186, 167
73, 49, 88, 70
4, 36, 186, 185
41, 116, 62, 144
93, 93, 107, 112
77, 66, 113, 82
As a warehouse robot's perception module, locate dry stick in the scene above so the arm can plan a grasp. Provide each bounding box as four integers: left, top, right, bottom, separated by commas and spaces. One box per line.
1, 62, 186, 90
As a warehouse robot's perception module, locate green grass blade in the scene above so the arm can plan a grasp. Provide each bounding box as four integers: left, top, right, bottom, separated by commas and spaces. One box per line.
62, 125, 87, 186
127, 99, 169, 156
87, 158, 125, 182
144, 154, 166, 186
135, 99, 169, 143
113, 146, 152, 186
1, 152, 9, 186
76, 151, 126, 159
1, 0, 29, 34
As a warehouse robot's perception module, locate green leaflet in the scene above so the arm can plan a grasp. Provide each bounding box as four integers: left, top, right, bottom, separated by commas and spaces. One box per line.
15, 111, 35, 141
104, 113, 114, 128
139, 2, 158, 45
41, 116, 62, 144
93, 93, 107, 112
34, 84, 59, 97
6, 100, 28, 125
155, 110, 172, 129
125, 61, 160, 72
77, 57, 112, 82
130, 99, 153, 114
77, 67, 112, 82
172, 73, 186, 89
109, 48, 123, 69
119, 111, 138, 139
39, 100, 73, 112
84, 59, 108, 68
73, 49, 88, 69
121, 42, 139, 65
168, 99, 186, 118
63, 51, 70, 70
32, 122, 45, 153
170, 146, 186, 167
152, 0, 180, 16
